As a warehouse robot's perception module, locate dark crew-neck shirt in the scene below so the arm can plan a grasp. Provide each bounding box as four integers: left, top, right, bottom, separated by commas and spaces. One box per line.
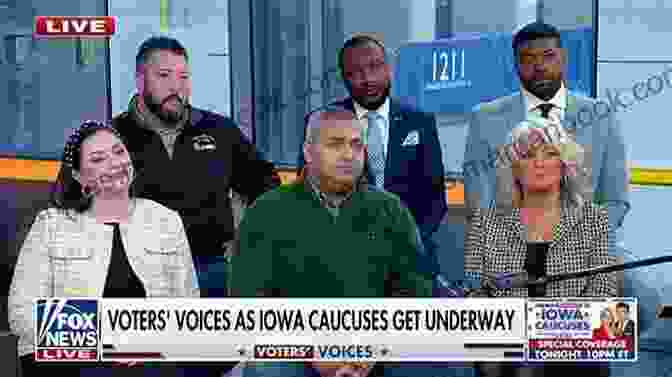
526, 242, 551, 297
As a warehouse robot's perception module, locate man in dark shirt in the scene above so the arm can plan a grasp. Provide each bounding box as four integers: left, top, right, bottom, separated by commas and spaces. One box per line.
616, 303, 635, 337
112, 36, 280, 377
112, 36, 280, 300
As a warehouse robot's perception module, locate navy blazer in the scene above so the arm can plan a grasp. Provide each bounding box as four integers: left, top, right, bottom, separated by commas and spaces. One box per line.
297, 97, 447, 277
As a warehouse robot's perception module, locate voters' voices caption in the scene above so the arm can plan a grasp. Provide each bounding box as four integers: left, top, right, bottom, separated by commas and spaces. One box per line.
106, 307, 517, 333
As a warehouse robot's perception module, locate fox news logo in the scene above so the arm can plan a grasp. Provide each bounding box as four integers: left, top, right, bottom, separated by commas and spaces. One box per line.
34, 299, 98, 361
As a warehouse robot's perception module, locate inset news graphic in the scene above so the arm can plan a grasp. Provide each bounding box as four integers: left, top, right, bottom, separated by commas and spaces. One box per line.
527, 298, 637, 362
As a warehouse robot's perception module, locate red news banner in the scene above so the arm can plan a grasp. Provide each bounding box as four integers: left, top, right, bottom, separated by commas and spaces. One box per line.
526, 299, 638, 362
529, 338, 633, 361
34, 16, 115, 37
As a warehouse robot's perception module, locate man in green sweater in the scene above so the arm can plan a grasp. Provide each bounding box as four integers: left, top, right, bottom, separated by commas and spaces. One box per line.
232, 104, 431, 377
230, 104, 433, 299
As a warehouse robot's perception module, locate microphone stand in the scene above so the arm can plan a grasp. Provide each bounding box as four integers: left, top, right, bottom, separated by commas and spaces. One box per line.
461, 254, 672, 297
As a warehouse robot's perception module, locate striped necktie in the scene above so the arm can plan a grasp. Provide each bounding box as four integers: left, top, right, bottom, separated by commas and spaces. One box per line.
366, 111, 385, 188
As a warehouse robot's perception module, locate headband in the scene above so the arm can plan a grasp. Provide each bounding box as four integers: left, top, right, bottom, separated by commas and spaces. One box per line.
62, 120, 121, 168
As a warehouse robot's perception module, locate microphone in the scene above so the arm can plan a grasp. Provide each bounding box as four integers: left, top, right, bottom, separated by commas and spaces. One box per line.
435, 255, 672, 297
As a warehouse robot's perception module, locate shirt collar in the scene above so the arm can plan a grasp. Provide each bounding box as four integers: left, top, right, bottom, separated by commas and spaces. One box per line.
304, 173, 370, 210
353, 97, 390, 121
305, 176, 351, 208
521, 82, 567, 113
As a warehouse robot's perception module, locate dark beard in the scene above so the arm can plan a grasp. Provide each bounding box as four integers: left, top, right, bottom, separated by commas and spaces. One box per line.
345, 81, 391, 111
143, 93, 184, 124
521, 79, 562, 102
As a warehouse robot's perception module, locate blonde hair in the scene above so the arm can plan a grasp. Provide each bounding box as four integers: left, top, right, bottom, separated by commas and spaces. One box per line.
495, 141, 593, 211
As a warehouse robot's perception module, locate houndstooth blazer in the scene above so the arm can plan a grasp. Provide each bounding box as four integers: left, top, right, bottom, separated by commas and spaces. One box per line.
8, 198, 200, 357
464, 201, 617, 298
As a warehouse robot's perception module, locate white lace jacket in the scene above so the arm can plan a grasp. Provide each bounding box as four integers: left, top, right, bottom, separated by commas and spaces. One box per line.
8, 198, 200, 357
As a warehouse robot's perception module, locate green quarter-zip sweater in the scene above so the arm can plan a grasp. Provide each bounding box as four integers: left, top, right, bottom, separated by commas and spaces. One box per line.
230, 181, 433, 298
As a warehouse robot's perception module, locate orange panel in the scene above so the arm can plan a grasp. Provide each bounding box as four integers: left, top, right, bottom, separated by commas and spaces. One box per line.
446, 182, 465, 205
0, 160, 468, 205
0, 158, 61, 181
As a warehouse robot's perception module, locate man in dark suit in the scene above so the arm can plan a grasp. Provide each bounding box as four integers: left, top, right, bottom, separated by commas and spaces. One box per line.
297, 34, 447, 285
616, 302, 635, 337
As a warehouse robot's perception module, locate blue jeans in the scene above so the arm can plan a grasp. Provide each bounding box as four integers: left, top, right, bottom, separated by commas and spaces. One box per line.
193, 255, 230, 298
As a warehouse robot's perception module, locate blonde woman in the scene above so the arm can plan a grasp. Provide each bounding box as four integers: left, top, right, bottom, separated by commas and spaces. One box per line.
465, 116, 616, 376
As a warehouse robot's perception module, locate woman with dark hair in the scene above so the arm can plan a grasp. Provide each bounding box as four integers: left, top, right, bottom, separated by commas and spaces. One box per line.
8, 120, 198, 376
